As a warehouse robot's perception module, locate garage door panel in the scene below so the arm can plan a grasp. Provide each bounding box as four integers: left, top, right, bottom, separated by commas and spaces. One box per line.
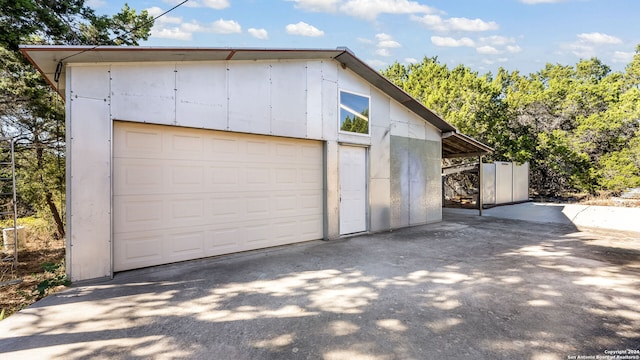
169, 231, 205, 257
114, 232, 164, 270
204, 228, 244, 255
114, 198, 164, 232
114, 122, 323, 271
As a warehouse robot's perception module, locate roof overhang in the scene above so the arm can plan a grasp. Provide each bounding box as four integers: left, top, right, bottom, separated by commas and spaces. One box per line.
20, 45, 492, 157
442, 131, 493, 158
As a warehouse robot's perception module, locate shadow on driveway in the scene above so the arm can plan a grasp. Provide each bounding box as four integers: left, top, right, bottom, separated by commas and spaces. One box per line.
1, 214, 639, 359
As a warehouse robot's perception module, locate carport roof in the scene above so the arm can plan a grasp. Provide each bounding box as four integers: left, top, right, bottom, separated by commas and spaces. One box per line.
19, 45, 492, 158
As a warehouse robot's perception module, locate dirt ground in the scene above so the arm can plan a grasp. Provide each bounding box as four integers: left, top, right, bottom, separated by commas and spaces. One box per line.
0, 235, 65, 318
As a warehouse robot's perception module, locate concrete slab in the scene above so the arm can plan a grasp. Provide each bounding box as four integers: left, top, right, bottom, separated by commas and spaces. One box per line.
445, 202, 640, 233
1, 214, 639, 359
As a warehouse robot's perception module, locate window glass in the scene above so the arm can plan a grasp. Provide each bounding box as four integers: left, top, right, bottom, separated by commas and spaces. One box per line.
339, 91, 369, 135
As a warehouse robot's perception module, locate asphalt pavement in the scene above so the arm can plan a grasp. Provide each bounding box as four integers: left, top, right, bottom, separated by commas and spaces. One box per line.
1, 211, 638, 359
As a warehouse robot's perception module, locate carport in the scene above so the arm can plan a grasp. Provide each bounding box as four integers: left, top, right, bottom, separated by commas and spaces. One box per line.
442, 131, 494, 214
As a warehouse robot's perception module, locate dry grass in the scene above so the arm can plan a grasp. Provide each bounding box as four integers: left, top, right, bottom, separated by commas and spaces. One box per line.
0, 218, 66, 319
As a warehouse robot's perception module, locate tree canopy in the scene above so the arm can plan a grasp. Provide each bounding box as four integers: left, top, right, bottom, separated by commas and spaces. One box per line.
0, 1, 153, 237
382, 50, 640, 196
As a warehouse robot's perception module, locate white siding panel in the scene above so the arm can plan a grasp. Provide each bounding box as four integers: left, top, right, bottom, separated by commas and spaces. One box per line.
68, 97, 111, 281
370, 125, 390, 179
175, 62, 228, 130
482, 163, 497, 205
113, 122, 323, 271
322, 60, 338, 83
271, 62, 307, 138
69, 65, 110, 100
322, 80, 338, 141
111, 64, 176, 124
513, 162, 529, 202
495, 161, 514, 204
338, 69, 369, 96
390, 122, 409, 137
306, 61, 323, 139
228, 62, 270, 134
370, 90, 390, 128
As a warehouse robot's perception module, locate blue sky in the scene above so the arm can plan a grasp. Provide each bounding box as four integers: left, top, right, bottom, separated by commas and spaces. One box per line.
88, 0, 640, 75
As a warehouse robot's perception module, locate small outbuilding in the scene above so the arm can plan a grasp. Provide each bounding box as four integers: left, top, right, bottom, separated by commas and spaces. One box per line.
22, 46, 491, 281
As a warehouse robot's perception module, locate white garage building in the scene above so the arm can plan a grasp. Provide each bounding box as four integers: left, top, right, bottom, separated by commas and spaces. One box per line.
22, 46, 491, 282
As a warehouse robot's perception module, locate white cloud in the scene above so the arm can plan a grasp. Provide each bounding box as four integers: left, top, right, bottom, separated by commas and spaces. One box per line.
147, 6, 192, 40
405, 57, 418, 64
612, 51, 634, 63
153, 27, 193, 41
431, 36, 475, 47
372, 33, 401, 57
566, 32, 623, 58
506, 45, 522, 53
376, 33, 401, 48
164, 0, 230, 9
476, 45, 501, 54
479, 35, 516, 46
577, 32, 622, 45
412, 14, 498, 32
340, 0, 437, 20
146, 6, 182, 24
248, 28, 269, 40
287, 0, 340, 12
211, 19, 242, 34
86, 0, 106, 7
147, 8, 242, 40
286, 21, 325, 37
367, 59, 388, 69
201, 0, 231, 8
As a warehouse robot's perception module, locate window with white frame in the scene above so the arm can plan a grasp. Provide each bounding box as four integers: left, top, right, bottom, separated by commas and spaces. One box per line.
339, 90, 370, 135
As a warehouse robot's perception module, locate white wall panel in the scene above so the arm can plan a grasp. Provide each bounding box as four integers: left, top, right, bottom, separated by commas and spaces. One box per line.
408, 122, 426, 140
482, 163, 496, 205
495, 161, 513, 204
111, 64, 175, 124
68, 97, 111, 281
228, 62, 270, 134
390, 122, 409, 137
322, 80, 338, 141
175, 62, 228, 130
69, 65, 110, 100
338, 69, 370, 96
325, 141, 340, 239
370, 126, 391, 179
513, 162, 529, 202
271, 62, 307, 138
322, 60, 338, 83
370, 178, 391, 232
306, 61, 323, 139
370, 90, 389, 128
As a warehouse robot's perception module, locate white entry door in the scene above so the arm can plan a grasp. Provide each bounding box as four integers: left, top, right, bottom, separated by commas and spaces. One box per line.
339, 146, 367, 235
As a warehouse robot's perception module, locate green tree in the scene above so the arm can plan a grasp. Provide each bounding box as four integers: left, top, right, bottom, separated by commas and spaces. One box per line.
382, 51, 640, 197
0, 1, 153, 237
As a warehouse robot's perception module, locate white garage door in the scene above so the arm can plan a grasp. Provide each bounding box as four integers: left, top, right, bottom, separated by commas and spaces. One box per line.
113, 122, 324, 271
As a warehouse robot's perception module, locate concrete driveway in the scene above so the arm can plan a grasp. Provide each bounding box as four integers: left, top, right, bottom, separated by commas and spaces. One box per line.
1, 213, 639, 359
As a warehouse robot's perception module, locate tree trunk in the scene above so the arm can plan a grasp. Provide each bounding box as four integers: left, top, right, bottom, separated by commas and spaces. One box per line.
36, 144, 65, 239
45, 191, 65, 239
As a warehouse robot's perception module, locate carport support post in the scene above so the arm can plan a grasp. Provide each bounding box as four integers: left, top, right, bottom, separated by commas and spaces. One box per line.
478, 155, 483, 216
